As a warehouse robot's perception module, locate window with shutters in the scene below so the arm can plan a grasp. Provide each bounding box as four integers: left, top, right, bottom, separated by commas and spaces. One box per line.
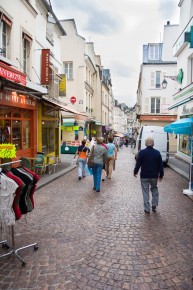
155, 71, 161, 88
64, 62, 73, 80
22, 33, 32, 75
150, 71, 161, 88
0, 13, 12, 58
151, 97, 160, 114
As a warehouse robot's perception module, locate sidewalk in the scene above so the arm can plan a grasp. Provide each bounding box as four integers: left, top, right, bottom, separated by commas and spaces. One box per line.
36, 154, 76, 190
168, 154, 189, 180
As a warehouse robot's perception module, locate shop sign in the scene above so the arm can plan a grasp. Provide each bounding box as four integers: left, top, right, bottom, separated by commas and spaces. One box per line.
0, 91, 37, 109
59, 74, 66, 96
41, 49, 50, 85
0, 144, 16, 158
0, 61, 26, 85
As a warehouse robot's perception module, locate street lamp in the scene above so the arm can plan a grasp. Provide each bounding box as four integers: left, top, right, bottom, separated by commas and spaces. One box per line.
162, 76, 178, 89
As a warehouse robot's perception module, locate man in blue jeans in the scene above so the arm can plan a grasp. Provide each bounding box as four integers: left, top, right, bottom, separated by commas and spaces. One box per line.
133, 137, 164, 214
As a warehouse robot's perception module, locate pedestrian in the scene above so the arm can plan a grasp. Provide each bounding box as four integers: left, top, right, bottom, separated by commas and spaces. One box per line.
91, 137, 107, 192
106, 136, 117, 179
133, 137, 164, 214
74, 139, 89, 180
101, 141, 107, 181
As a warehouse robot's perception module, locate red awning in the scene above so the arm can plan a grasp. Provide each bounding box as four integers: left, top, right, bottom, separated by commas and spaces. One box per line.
0, 61, 26, 85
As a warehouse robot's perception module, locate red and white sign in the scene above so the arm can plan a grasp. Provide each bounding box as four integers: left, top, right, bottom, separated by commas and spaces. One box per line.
70, 96, 76, 104
0, 61, 26, 85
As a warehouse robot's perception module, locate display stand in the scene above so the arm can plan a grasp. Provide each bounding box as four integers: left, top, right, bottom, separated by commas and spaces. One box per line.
183, 162, 193, 195
0, 160, 38, 266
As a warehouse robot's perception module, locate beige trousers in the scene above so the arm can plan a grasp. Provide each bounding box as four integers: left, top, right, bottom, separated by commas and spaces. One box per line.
106, 156, 115, 178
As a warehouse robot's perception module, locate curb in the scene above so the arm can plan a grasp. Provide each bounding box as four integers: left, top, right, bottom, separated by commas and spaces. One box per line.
36, 165, 77, 190
167, 163, 189, 181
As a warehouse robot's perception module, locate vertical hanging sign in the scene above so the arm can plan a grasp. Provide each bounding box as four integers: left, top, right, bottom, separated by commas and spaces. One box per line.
59, 74, 66, 96
41, 49, 50, 85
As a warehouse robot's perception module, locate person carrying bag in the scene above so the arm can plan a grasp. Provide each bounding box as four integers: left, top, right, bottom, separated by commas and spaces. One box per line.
74, 140, 88, 180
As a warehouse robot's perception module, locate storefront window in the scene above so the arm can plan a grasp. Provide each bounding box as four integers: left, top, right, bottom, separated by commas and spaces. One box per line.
12, 120, 21, 150
13, 110, 21, 118
42, 121, 55, 154
179, 135, 191, 155
0, 107, 11, 118
0, 120, 11, 143
23, 120, 31, 149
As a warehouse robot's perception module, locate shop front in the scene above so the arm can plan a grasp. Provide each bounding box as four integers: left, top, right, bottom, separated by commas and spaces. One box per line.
37, 100, 60, 157
0, 89, 38, 161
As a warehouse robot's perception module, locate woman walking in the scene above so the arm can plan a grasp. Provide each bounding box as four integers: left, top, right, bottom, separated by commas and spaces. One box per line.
91, 137, 107, 192
106, 136, 117, 179
74, 140, 88, 180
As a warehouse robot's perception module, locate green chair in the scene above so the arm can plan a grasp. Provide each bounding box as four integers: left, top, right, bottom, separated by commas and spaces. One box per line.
32, 154, 46, 175
20, 157, 31, 169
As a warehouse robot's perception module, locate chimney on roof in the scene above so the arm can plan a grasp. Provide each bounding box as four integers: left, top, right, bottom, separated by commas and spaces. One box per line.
167, 21, 170, 25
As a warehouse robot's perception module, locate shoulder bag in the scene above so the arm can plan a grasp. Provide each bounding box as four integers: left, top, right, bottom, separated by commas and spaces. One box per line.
87, 146, 94, 168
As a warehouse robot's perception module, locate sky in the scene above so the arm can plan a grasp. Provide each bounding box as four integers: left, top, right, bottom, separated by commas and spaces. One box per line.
50, 0, 180, 107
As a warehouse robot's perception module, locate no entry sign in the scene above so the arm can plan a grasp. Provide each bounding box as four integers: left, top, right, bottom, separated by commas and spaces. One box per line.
70, 96, 76, 104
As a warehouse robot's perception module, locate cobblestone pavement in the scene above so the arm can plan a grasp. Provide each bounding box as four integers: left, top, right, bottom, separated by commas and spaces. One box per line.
0, 147, 193, 290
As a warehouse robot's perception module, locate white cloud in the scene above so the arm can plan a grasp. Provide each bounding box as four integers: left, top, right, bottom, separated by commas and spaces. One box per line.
50, 0, 180, 107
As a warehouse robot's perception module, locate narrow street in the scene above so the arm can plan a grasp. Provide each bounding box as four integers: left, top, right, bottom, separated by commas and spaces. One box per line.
0, 147, 193, 290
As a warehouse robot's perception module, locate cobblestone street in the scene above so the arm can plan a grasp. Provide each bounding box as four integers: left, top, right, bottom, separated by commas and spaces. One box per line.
0, 147, 193, 290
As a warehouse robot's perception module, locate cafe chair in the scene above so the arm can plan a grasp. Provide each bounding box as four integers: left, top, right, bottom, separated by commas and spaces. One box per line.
32, 154, 46, 175
47, 156, 59, 174
20, 157, 31, 169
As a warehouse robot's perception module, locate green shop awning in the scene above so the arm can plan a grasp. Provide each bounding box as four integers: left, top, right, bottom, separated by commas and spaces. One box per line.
62, 118, 75, 126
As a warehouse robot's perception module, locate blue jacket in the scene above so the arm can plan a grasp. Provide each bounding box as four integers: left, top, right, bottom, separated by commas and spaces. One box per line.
134, 147, 164, 179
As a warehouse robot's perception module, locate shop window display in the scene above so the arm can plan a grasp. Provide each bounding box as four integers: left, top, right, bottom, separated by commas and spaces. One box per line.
179, 134, 193, 155
42, 120, 55, 154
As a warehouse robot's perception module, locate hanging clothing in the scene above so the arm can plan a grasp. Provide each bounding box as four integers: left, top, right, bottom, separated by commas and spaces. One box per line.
0, 173, 18, 226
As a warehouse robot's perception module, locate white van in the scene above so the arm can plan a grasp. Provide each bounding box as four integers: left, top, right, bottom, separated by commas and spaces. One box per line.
135, 126, 169, 166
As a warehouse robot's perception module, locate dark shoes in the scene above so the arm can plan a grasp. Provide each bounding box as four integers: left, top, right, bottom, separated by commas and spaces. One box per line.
144, 210, 150, 214
78, 177, 81, 180
152, 206, 156, 212
93, 187, 100, 192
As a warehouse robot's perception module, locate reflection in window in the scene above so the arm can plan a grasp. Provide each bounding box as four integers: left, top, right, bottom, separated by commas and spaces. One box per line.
179, 135, 191, 155
23, 110, 31, 118
23, 120, 31, 149
0, 120, 11, 143
12, 120, 21, 150
42, 121, 55, 154
13, 110, 21, 118
0, 107, 11, 118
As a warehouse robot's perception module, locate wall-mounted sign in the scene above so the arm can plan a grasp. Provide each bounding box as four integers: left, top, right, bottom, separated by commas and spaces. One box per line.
59, 74, 66, 96
41, 49, 50, 85
70, 96, 76, 104
177, 68, 183, 84
79, 100, 83, 104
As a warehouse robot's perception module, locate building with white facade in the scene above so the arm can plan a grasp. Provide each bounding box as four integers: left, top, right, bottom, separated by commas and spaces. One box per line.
136, 21, 180, 152
168, 0, 193, 162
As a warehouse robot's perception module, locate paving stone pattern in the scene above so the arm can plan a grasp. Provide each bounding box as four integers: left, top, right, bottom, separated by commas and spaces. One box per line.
0, 147, 193, 289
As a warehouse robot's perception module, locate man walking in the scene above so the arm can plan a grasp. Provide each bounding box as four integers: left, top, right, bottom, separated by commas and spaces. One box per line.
133, 137, 164, 214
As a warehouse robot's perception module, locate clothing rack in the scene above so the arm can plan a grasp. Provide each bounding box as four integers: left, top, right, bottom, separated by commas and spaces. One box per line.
0, 160, 38, 266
